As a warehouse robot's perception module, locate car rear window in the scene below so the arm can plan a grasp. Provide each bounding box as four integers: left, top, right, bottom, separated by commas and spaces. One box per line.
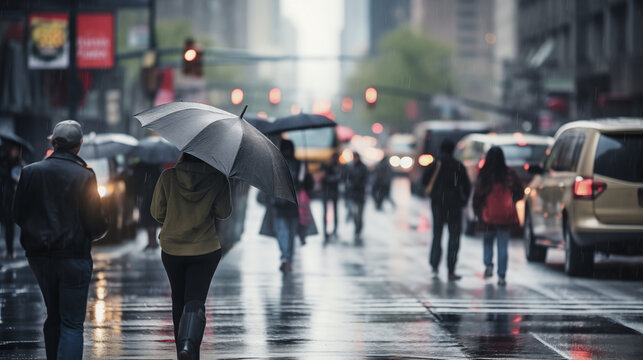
594, 133, 643, 182
499, 144, 549, 162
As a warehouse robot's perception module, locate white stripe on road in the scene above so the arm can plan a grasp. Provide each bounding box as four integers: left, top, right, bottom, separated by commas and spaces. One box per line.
531, 333, 572, 360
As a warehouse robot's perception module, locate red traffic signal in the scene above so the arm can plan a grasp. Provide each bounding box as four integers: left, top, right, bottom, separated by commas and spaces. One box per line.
269, 87, 281, 105
231, 88, 244, 105
341, 97, 353, 113
365, 87, 378, 105
371, 122, 383, 134
182, 38, 203, 77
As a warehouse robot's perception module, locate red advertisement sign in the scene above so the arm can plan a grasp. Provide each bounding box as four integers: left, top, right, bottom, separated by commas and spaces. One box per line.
77, 13, 114, 69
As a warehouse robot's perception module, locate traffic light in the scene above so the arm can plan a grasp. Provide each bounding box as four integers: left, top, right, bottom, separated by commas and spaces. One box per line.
269, 87, 281, 105
231, 88, 244, 105
365, 87, 377, 108
341, 97, 353, 113
182, 38, 203, 77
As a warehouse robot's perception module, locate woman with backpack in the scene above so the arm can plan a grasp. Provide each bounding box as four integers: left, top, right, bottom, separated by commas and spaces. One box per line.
472, 147, 523, 286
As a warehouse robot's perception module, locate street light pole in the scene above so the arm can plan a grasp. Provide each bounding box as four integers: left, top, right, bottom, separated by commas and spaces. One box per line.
68, 0, 79, 121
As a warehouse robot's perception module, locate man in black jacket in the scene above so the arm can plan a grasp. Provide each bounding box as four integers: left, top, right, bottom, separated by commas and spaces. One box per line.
13, 120, 107, 359
422, 139, 471, 281
345, 152, 369, 244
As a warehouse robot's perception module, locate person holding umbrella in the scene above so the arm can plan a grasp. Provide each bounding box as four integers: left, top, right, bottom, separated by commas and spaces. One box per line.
136, 102, 297, 359
151, 152, 231, 359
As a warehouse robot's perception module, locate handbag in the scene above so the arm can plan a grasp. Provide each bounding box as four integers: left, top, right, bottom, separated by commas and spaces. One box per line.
423, 161, 442, 197
298, 189, 314, 226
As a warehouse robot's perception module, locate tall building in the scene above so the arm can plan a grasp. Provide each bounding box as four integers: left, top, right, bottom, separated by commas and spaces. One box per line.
369, 0, 411, 55
340, 0, 370, 83
514, 0, 643, 127
410, 0, 496, 105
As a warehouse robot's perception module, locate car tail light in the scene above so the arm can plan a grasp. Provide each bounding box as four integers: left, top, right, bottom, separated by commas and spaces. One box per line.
574, 176, 606, 199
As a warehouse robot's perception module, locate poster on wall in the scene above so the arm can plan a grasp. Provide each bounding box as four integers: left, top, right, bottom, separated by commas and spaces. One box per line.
77, 13, 114, 69
28, 13, 69, 69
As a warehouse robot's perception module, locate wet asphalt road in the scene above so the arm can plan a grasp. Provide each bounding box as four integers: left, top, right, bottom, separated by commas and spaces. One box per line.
2, 177, 643, 359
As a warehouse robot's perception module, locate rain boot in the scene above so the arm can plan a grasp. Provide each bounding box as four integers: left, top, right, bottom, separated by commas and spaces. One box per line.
177, 300, 206, 360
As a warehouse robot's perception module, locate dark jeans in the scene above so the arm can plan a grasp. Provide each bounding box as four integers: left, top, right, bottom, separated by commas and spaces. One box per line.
352, 200, 365, 236
430, 204, 462, 274
161, 250, 222, 340
2, 218, 14, 255
28, 257, 92, 360
322, 193, 338, 236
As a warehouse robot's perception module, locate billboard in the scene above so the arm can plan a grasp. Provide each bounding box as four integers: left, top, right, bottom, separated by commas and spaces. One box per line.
28, 13, 114, 70
28, 13, 69, 69
77, 13, 114, 69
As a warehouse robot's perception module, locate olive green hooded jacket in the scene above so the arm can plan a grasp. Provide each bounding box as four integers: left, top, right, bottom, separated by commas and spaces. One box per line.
151, 161, 231, 256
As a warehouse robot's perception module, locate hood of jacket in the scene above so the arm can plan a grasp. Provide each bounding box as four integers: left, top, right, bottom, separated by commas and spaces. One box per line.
173, 161, 220, 202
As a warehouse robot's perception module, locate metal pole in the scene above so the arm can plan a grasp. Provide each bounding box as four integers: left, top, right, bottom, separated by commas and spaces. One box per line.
68, 0, 79, 121
149, 0, 156, 51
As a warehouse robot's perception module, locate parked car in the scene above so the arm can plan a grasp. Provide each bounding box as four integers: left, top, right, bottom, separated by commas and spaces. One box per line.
455, 133, 553, 234
86, 156, 135, 243
522, 119, 643, 276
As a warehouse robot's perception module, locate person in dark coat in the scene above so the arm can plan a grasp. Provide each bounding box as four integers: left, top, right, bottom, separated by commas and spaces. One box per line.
272, 140, 301, 273
472, 146, 523, 286
132, 161, 163, 249
13, 120, 108, 359
372, 157, 394, 211
345, 151, 369, 244
421, 139, 471, 281
0, 141, 23, 259
321, 153, 342, 241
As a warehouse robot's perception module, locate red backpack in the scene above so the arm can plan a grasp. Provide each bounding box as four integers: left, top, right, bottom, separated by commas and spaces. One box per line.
482, 183, 519, 225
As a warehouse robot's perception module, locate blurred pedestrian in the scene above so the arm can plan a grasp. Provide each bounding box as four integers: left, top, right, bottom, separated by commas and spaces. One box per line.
372, 157, 394, 211
132, 160, 163, 249
0, 141, 23, 259
321, 153, 342, 241
13, 120, 108, 359
345, 151, 369, 244
473, 146, 523, 286
259, 140, 301, 273
422, 139, 471, 281
151, 152, 231, 359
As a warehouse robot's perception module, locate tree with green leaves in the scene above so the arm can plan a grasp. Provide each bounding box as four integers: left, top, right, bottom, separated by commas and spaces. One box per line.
347, 27, 453, 131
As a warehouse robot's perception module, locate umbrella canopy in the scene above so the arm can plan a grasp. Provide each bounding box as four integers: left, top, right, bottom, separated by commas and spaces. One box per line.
0, 130, 34, 153
131, 136, 181, 164
265, 113, 335, 134
134, 102, 297, 204
78, 133, 139, 159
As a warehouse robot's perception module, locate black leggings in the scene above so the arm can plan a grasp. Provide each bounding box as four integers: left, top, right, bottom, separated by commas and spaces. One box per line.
161, 249, 222, 339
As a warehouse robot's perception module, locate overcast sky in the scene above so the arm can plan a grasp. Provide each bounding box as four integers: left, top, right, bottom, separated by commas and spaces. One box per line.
282, 0, 344, 106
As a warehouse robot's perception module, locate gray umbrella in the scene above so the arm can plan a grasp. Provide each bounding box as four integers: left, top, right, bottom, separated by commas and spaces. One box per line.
134, 102, 297, 204
78, 133, 139, 159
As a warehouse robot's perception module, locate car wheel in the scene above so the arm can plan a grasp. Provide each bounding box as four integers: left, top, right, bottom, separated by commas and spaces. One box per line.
564, 222, 594, 277
523, 211, 547, 262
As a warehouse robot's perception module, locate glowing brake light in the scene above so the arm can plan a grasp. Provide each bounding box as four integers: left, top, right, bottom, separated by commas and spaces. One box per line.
478, 159, 486, 169
573, 176, 606, 199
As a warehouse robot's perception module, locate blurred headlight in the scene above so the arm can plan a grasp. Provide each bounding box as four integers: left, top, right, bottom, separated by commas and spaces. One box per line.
98, 184, 115, 198
400, 156, 413, 169
389, 156, 401, 167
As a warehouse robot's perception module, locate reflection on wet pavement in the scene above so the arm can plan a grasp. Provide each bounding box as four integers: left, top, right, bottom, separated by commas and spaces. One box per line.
1, 177, 643, 358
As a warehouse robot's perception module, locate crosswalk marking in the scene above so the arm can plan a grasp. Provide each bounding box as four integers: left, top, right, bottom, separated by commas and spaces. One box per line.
424, 298, 643, 315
